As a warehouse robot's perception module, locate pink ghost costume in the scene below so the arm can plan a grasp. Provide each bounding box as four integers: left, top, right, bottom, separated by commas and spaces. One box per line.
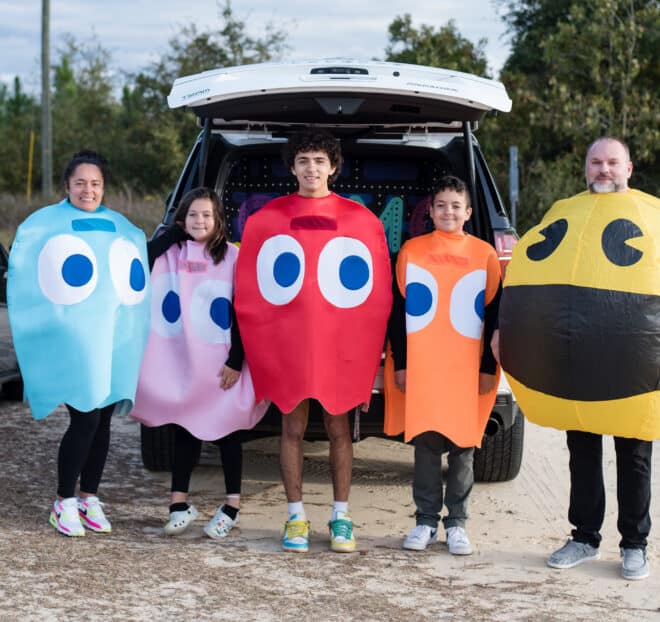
131, 240, 267, 440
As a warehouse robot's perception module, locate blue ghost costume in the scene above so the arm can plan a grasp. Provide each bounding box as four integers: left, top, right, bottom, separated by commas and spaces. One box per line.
8, 199, 151, 419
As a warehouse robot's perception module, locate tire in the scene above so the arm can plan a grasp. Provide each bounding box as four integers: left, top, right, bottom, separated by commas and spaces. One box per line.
473, 409, 524, 482
140, 424, 177, 471
2, 378, 24, 401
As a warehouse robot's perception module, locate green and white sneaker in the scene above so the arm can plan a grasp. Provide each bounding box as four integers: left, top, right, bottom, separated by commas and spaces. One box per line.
328, 512, 356, 553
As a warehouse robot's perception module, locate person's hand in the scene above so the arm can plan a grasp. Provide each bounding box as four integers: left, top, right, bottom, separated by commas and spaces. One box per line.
359, 400, 370, 413
479, 372, 496, 395
394, 369, 407, 392
218, 366, 240, 390
490, 329, 501, 365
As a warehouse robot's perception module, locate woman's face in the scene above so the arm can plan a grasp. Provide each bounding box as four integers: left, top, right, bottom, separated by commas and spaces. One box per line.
66, 163, 104, 212
184, 198, 216, 243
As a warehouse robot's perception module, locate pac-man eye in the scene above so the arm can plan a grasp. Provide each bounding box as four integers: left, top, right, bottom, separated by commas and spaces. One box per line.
109, 239, 147, 305
318, 237, 373, 309
190, 280, 233, 344
151, 272, 182, 337
405, 263, 438, 334
256, 235, 305, 305
38, 234, 97, 304
450, 269, 487, 339
526, 219, 568, 261
601, 219, 643, 266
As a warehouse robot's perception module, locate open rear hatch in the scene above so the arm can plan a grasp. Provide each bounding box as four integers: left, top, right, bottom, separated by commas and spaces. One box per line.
168, 58, 512, 133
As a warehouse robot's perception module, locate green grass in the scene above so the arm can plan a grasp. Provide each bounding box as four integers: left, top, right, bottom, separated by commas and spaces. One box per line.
0, 191, 166, 249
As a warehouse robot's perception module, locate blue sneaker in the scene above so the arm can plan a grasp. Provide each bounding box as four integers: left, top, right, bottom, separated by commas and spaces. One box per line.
282, 514, 310, 552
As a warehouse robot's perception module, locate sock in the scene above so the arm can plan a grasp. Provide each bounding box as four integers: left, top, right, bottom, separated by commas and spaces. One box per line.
169, 502, 190, 513
288, 501, 305, 520
221, 504, 239, 520
332, 501, 349, 520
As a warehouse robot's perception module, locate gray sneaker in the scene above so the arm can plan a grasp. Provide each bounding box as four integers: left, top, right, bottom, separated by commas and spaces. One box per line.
621, 548, 649, 580
547, 539, 600, 569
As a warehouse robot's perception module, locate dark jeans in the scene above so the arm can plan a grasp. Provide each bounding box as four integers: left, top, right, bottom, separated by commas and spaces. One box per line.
412, 431, 474, 529
171, 425, 242, 495
57, 403, 115, 498
567, 430, 652, 551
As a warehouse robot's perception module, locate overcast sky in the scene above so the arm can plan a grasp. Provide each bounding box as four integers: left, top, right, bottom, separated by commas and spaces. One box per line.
1, 1, 512, 93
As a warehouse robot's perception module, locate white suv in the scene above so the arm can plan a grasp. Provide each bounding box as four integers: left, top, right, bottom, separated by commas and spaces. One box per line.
142, 59, 523, 482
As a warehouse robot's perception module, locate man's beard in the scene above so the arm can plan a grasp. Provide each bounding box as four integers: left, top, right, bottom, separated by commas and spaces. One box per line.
589, 180, 624, 193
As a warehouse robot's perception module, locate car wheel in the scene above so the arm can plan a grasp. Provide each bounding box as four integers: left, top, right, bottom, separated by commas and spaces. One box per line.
2, 378, 24, 401
473, 408, 524, 482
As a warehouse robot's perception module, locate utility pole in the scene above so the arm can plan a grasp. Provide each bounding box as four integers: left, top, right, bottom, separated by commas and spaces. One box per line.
41, 0, 52, 198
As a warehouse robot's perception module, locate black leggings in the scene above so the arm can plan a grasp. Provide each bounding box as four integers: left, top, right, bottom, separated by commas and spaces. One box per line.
57, 403, 115, 498
171, 425, 242, 496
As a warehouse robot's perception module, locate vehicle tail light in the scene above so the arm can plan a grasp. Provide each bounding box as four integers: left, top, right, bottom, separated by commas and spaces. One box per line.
494, 230, 518, 277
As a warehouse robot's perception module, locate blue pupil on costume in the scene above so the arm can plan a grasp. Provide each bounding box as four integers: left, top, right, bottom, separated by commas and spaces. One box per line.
209, 297, 231, 329
273, 252, 300, 287
474, 290, 485, 321
162, 291, 181, 323
130, 259, 146, 291
406, 282, 433, 316
61, 254, 93, 287
339, 255, 369, 290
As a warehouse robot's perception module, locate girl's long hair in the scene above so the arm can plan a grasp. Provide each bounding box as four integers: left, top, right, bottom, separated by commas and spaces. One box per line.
173, 187, 228, 264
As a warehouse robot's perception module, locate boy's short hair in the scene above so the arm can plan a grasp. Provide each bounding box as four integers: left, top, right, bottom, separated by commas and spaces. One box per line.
431, 175, 470, 206
282, 129, 343, 184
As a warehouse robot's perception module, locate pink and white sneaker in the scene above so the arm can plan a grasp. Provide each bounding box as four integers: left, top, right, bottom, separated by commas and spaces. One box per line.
49, 498, 85, 537
77, 496, 112, 533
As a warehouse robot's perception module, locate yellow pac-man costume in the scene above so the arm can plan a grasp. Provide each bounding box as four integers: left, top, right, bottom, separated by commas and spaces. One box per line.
500, 189, 660, 440
384, 230, 501, 446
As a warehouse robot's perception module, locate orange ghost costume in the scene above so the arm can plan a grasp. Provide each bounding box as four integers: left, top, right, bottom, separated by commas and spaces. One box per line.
385, 230, 501, 446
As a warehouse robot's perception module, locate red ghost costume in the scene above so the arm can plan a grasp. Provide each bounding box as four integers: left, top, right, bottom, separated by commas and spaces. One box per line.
131, 241, 267, 440
235, 193, 392, 415
385, 230, 501, 446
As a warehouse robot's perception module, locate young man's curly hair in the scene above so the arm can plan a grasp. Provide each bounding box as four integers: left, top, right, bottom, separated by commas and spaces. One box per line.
282, 129, 343, 185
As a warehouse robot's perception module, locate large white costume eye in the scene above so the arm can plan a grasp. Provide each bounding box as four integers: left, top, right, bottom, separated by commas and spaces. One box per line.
256, 235, 305, 305
450, 269, 486, 339
151, 272, 182, 337
317, 237, 373, 309
190, 280, 233, 344
109, 239, 147, 305
405, 263, 438, 333
38, 234, 97, 305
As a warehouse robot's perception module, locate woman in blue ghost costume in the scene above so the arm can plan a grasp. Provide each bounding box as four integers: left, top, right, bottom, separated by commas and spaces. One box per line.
7, 150, 150, 537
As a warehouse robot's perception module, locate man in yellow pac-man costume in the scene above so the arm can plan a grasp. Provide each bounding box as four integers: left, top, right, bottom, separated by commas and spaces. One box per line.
497, 137, 658, 581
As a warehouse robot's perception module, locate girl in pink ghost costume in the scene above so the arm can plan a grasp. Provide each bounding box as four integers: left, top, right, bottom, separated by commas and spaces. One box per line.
132, 187, 266, 538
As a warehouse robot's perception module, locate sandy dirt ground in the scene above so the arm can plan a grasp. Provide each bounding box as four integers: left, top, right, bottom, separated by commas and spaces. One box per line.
1, 399, 658, 621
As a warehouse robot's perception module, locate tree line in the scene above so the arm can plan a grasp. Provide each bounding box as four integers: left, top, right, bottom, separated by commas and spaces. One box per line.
0, 0, 657, 232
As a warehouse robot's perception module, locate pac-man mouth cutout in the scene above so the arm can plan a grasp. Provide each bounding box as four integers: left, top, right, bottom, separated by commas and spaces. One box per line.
71, 218, 117, 232
501, 283, 660, 401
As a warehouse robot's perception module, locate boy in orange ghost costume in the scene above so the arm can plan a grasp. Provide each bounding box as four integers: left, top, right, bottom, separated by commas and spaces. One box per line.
386, 175, 501, 554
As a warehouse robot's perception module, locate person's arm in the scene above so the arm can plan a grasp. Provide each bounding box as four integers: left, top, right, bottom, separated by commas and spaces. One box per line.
479, 281, 502, 375
146, 224, 190, 270
224, 305, 244, 372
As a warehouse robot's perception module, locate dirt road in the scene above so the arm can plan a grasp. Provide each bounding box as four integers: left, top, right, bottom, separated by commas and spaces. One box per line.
1, 399, 658, 621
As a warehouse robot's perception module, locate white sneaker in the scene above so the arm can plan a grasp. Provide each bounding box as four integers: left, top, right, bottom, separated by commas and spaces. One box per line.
446, 526, 473, 555
49, 498, 85, 537
403, 524, 438, 551
204, 506, 238, 539
164, 505, 198, 535
77, 496, 112, 533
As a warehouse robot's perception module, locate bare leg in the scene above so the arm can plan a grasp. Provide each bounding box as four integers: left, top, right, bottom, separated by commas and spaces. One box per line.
324, 410, 352, 502
280, 400, 309, 502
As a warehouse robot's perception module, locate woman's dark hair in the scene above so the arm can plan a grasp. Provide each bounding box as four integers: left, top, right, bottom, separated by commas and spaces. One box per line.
431, 175, 471, 206
174, 187, 228, 264
63, 149, 110, 187
282, 129, 343, 185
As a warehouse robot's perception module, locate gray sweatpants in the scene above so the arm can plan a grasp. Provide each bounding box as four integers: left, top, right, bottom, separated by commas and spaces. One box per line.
412, 431, 474, 530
